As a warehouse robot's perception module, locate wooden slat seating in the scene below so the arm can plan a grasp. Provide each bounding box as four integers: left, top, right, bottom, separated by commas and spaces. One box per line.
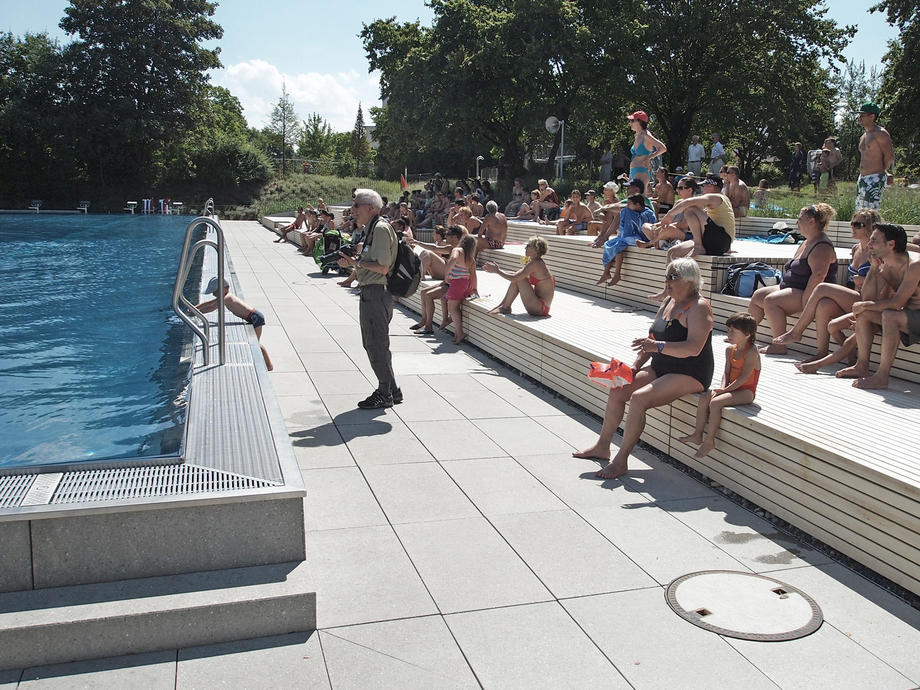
398, 271, 920, 596
733, 216, 920, 248
486, 227, 920, 383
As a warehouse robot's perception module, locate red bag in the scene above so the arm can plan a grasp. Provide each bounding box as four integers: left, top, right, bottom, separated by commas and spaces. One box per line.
588, 357, 634, 388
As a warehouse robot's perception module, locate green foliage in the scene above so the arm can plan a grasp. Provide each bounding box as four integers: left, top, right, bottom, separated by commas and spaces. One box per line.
268, 82, 301, 176
298, 113, 335, 159
748, 182, 919, 225
349, 103, 371, 175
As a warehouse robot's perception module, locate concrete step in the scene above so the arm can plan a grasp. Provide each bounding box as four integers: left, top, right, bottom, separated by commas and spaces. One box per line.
0, 561, 314, 671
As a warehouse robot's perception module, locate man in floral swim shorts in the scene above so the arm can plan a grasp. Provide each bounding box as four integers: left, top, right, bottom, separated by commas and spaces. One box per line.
855, 102, 894, 210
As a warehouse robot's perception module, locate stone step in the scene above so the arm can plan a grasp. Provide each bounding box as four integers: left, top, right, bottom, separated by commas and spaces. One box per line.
0, 561, 314, 672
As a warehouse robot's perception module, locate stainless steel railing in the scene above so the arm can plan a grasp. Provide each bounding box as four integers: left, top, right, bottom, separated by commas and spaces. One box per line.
172, 214, 226, 366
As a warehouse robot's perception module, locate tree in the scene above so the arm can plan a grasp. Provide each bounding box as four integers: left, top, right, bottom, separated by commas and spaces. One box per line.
268, 82, 300, 177
298, 113, 335, 160
59, 0, 223, 191
834, 60, 881, 180
349, 103, 371, 175
872, 0, 920, 174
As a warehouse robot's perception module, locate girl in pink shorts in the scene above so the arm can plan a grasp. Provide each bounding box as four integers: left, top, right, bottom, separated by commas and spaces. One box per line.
443, 234, 478, 344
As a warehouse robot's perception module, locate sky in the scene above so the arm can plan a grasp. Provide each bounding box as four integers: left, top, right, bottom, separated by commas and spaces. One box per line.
2, 0, 898, 133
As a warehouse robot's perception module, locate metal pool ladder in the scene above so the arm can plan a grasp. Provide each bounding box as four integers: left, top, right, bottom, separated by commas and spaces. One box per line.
172, 204, 226, 366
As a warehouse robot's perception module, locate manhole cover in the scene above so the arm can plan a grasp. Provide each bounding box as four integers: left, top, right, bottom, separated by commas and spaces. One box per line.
666, 570, 822, 641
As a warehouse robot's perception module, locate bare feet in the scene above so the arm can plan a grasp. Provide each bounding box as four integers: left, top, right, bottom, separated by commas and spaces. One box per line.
338, 279, 354, 287
836, 364, 868, 379
799, 352, 828, 364
759, 343, 787, 355
794, 360, 823, 374
635, 240, 654, 249
595, 459, 628, 479
488, 305, 511, 315
773, 329, 802, 346
606, 274, 621, 287
853, 372, 889, 389
695, 439, 715, 458
438, 317, 453, 332
409, 322, 424, 330
416, 328, 434, 335
595, 273, 611, 286
572, 446, 609, 461
678, 433, 703, 446
453, 331, 466, 345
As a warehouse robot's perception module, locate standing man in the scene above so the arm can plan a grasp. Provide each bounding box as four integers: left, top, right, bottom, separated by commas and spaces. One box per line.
338, 189, 401, 409
855, 103, 894, 210
709, 133, 725, 174
823, 137, 843, 191
687, 135, 705, 176
599, 145, 614, 182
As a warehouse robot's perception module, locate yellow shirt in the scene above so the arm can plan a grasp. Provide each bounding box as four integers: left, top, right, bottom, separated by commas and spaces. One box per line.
705, 193, 736, 238
357, 217, 397, 286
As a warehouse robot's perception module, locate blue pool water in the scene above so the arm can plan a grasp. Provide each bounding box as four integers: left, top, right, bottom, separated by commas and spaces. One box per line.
0, 214, 203, 472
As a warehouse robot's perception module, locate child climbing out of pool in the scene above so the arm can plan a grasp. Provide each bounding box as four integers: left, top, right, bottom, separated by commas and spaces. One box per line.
678, 312, 760, 458
193, 277, 274, 371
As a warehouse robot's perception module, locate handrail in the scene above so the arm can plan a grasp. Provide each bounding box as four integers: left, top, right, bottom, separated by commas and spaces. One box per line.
172, 215, 226, 366
204, 198, 215, 215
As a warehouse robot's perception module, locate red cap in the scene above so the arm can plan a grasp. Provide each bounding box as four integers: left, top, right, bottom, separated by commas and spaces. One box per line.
626, 110, 649, 123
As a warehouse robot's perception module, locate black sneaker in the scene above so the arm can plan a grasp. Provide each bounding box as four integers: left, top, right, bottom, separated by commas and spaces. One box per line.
358, 390, 393, 409
391, 387, 403, 404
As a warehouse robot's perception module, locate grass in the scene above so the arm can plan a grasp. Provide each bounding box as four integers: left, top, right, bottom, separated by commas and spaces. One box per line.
218, 173, 403, 220
750, 182, 920, 225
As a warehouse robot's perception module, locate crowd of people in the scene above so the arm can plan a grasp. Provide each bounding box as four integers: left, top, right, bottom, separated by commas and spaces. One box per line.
255, 103, 912, 476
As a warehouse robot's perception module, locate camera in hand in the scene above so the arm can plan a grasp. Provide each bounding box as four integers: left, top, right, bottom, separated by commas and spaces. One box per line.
321, 243, 356, 264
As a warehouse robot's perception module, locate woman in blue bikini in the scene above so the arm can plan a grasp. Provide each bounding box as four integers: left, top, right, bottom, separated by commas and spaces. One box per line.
627, 110, 667, 190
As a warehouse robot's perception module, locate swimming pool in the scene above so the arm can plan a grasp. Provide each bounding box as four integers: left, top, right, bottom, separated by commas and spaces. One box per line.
0, 214, 203, 472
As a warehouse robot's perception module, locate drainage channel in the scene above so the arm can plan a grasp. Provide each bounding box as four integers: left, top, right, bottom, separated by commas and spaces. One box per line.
666, 570, 823, 641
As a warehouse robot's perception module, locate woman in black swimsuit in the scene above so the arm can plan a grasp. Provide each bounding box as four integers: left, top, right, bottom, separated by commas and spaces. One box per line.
749, 203, 838, 354
574, 258, 714, 479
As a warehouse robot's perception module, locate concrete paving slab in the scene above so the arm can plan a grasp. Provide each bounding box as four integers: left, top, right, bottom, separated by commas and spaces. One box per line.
288, 335, 344, 354
580, 503, 749, 585
492, 510, 658, 598
297, 354, 357, 372
471, 373, 584, 417
762, 563, 920, 684
276, 395, 331, 429
406, 420, 505, 461
395, 517, 552, 613
177, 632, 329, 689
388, 334, 438, 353
439, 388, 529, 419
302, 467, 388, 531
320, 616, 478, 689
291, 434, 356, 471
474, 417, 575, 456
362, 463, 479, 524
621, 458, 720, 502
441, 456, 568, 516
266, 372, 319, 397
339, 421, 435, 465
658, 495, 832, 572
563, 589, 778, 690
726, 621, 915, 689
390, 389, 462, 422
513, 453, 650, 509
421, 374, 486, 392
392, 349, 487, 375
532, 413, 604, 448
446, 602, 630, 688
19, 651, 176, 689
310, 370, 373, 395
0, 671, 21, 688
306, 526, 437, 628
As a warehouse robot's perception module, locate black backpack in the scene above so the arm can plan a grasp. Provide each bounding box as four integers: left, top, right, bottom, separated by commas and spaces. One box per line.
366, 217, 421, 297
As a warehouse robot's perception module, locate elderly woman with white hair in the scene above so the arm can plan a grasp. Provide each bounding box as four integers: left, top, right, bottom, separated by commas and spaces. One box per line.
574, 258, 714, 478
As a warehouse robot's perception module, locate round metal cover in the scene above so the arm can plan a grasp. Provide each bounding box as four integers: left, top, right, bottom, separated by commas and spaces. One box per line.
666, 570, 823, 641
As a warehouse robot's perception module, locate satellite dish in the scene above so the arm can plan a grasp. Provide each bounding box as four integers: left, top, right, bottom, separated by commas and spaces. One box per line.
545, 116, 560, 134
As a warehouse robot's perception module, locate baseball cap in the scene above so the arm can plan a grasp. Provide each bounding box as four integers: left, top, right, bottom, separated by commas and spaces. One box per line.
205, 276, 229, 294
857, 102, 880, 115
626, 178, 645, 192
701, 175, 722, 188
586, 189, 596, 196
626, 110, 649, 123
602, 181, 619, 192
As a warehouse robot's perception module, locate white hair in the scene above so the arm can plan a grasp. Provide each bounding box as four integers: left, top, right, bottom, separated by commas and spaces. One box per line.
666, 257, 702, 292
353, 188, 383, 211
486, 200, 498, 213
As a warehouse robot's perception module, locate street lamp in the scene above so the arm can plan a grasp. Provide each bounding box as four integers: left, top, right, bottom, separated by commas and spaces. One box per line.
476, 155, 485, 179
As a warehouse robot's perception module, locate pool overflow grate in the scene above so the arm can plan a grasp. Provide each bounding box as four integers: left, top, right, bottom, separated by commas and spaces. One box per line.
0, 464, 280, 509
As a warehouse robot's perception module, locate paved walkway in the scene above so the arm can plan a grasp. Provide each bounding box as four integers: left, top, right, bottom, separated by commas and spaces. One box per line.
7, 220, 920, 689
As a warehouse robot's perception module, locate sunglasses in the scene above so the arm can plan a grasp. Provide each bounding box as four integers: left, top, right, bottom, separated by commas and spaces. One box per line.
665, 273, 682, 281
850, 221, 867, 228
676, 185, 690, 190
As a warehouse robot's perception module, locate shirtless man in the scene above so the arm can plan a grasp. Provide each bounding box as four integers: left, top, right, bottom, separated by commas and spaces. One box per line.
855, 103, 894, 210
838, 224, 920, 389
584, 189, 601, 215
476, 200, 508, 250
553, 189, 594, 235
724, 166, 750, 218
468, 194, 485, 218
823, 137, 843, 191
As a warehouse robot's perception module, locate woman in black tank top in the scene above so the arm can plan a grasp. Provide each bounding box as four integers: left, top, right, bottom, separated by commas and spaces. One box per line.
574, 258, 714, 479
749, 203, 838, 355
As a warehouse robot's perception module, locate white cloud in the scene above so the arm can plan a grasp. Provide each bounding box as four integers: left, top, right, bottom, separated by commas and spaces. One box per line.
212, 59, 381, 132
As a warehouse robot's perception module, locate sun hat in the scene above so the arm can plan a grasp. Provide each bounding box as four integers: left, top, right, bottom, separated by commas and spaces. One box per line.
626, 110, 649, 123
602, 181, 619, 192
205, 276, 229, 294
